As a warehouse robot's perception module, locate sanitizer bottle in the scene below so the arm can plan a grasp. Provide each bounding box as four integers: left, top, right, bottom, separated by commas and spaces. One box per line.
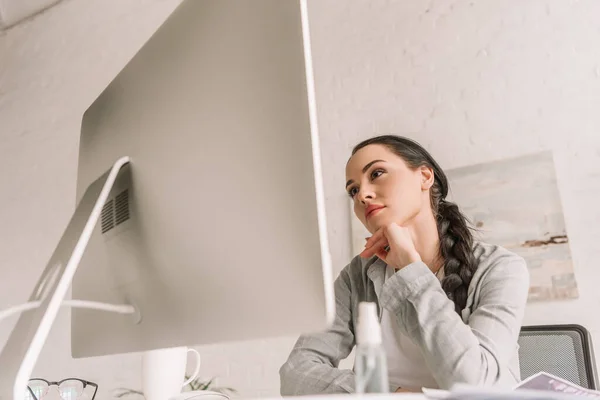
354, 302, 389, 394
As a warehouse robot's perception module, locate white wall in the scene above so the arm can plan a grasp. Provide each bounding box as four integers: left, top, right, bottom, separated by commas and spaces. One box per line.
2, 0, 600, 398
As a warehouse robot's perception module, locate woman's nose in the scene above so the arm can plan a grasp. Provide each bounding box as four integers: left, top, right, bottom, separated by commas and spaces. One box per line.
357, 187, 374, 204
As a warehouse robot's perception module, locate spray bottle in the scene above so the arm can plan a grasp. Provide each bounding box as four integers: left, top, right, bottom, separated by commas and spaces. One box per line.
354, 301, 389, 394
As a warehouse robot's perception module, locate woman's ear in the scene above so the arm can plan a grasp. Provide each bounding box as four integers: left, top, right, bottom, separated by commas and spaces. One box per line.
420, 166, 435, 190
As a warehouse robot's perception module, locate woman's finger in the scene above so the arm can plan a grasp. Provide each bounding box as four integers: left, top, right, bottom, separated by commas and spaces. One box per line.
375, 248, 388, 261
360, 236, 388, 258
364, 234, 387, 252
364, 228, 385, 249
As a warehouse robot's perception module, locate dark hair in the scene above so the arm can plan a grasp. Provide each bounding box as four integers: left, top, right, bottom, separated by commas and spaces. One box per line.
351, 135, 476, 314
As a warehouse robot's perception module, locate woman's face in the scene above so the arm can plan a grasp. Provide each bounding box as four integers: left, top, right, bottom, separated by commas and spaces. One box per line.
345, 144, 433, 234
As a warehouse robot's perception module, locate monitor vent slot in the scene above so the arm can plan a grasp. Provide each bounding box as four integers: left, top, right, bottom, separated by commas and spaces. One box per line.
101, 189, 130, 234
115, 189, 130, 226
101, 199, 115, 233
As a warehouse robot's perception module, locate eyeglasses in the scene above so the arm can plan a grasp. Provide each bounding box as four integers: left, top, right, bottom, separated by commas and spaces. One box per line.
26, 378, 98, 400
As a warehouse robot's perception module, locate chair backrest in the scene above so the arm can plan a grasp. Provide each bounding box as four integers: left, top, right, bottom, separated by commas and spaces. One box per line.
518, 324, 599, 389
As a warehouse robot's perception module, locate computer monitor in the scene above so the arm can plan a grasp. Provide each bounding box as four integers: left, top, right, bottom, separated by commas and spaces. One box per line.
0, 0, 334, 398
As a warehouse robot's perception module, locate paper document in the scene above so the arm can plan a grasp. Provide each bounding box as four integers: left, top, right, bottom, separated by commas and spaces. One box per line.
516, 372, 600, 397
420, 372, 600, 400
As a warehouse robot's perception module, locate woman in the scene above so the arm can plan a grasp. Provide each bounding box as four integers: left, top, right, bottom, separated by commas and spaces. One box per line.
279, 135, 529, 394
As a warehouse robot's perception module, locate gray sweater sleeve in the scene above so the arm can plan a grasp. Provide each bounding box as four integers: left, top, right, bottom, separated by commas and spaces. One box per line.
379, 255, 529, 390
279, 266, 356, 395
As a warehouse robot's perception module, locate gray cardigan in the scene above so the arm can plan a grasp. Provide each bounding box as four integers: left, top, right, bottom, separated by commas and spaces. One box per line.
279, 242, 530, 395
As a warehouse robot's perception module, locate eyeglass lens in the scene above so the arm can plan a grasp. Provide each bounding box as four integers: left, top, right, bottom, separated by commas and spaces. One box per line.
26, 379, 85, 400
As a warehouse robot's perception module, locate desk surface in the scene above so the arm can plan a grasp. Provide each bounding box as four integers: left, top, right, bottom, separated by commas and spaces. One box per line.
246, 394, 428, 400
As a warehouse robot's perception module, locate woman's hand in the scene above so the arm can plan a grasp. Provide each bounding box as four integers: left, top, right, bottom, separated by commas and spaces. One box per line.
360, 223, 421, 270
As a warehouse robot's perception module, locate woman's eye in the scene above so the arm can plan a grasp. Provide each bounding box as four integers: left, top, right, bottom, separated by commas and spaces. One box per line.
348, 187, 359, 198
371, 169, 384, 180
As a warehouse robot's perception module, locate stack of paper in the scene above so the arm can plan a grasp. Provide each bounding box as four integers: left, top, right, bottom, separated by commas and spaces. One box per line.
420, 372, 600, 400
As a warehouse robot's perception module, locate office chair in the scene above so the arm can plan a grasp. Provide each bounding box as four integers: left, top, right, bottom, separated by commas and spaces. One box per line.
518, 324, 599, 389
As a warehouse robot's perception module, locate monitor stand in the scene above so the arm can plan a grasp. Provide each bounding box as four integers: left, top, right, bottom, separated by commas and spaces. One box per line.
0, 157, 133, 400
0, 155, 218, 400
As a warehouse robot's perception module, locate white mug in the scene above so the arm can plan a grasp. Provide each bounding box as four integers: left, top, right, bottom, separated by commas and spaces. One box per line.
142, 346, 201, 400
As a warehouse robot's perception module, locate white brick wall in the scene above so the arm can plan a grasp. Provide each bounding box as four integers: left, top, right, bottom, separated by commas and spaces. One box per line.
2, 0, 600, 398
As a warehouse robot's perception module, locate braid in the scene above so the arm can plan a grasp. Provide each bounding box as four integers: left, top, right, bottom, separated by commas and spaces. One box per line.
435, 197, 477, 314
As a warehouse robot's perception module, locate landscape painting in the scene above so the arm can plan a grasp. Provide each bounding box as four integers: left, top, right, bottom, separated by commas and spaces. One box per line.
446, 151, 578, 301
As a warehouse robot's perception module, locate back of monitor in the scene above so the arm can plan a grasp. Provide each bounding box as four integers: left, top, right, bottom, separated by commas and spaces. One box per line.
71, 0, 334, 358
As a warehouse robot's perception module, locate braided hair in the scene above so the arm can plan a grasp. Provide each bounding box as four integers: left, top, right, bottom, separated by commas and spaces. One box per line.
351, 135, 476, 314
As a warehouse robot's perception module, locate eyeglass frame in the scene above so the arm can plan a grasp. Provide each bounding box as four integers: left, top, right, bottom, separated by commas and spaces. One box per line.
27, 378, 98, 400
